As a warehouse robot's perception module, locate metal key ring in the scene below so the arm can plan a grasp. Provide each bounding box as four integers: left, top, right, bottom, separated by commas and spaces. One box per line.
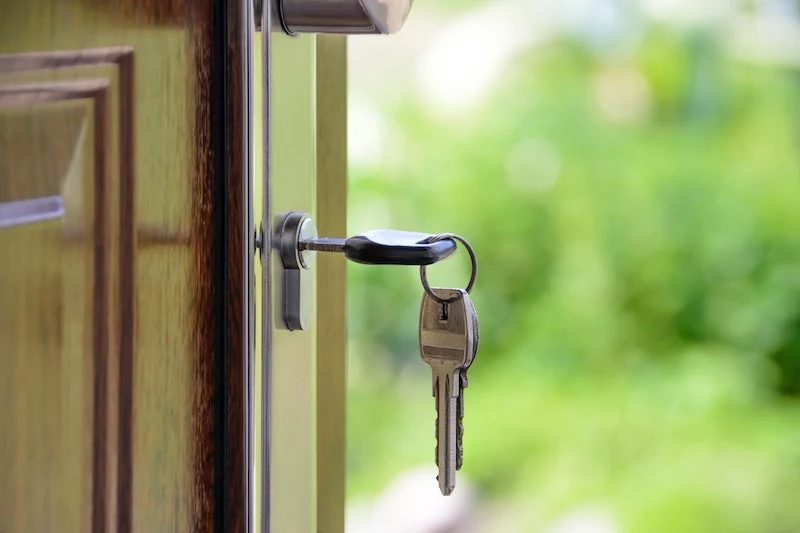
419, 233, 478, 304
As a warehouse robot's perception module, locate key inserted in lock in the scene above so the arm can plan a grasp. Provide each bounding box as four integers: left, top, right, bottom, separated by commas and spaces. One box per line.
301, 230, 457, 265
273, 212, 458, 330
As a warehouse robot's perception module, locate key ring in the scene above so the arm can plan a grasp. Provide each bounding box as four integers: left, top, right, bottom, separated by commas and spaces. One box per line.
419, 233, 478, 304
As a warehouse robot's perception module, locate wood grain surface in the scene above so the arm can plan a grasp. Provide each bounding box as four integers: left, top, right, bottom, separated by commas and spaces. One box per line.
315, 34, 348, 533
0, 1, 248, 531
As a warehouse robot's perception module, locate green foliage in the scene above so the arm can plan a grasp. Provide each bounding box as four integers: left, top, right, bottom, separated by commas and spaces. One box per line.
347, 20, 800, 531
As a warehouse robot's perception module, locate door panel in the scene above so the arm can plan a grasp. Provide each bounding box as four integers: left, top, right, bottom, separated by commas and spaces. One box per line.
0, 101, 97, 533
0, 49, 131, 533
0, 2, 249, 531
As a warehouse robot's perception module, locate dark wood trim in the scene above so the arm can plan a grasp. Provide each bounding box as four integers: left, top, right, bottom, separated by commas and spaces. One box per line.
223, 0, 251, 530
189, 1, 219, 530
115, 49, 135, 533
91, 84, 110, 533
0, 47, 134, 74
186, 0, 252, 530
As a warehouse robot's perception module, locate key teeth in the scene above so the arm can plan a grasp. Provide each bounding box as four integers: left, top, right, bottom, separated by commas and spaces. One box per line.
435, 414, 439, 466
456, 418, 464, 470
456, 368, 467, 471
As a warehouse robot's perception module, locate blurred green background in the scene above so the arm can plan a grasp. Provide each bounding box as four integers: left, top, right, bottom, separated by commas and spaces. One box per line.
344, 1, 800, 531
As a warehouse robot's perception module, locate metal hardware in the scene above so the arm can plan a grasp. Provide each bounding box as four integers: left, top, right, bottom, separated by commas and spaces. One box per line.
271, 211, 461, 330
302, 230, 457, 265
273, 213, 458, 268
298, 237, 345, 253
255, 0, 413, 35
418, 288, 478, 496
276, 212, 318, 331
240, 1, 257, 532
420, 233, 478, 304
258, 1, 272, 528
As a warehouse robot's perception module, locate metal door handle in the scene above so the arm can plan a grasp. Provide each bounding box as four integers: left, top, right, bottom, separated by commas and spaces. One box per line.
255, 0, 413, 34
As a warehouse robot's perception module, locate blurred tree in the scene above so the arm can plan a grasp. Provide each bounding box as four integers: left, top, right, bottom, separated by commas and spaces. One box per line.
346, 4, 800, 530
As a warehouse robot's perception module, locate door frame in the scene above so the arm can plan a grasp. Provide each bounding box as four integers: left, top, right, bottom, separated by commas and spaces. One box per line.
257, 10, 348, 533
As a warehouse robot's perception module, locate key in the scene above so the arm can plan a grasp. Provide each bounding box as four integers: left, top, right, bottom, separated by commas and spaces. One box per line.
419, 288, 478, 495
457, 293, 479, 470
298, 229, 457, 265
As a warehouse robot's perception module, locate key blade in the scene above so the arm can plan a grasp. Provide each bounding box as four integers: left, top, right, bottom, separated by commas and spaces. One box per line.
420, 288, 477, 495
435, 372, 457, 496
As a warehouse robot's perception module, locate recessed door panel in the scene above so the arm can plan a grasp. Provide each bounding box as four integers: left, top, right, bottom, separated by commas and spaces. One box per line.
0, 97, 99, 533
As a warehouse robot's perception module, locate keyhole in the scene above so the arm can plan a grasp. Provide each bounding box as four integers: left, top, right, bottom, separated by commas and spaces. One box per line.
440, 302, 449, 321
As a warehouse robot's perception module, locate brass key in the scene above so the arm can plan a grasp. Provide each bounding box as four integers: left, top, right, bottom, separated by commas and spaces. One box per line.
419, 288, 478, 495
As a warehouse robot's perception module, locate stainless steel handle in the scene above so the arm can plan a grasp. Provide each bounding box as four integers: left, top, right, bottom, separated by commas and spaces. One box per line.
255, 0, 413, 34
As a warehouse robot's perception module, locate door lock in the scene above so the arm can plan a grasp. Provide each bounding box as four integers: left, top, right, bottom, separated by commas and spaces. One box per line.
262, 211, 457, 330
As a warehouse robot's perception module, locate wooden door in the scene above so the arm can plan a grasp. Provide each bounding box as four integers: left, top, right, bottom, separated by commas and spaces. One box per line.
0, 1, 251, 531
